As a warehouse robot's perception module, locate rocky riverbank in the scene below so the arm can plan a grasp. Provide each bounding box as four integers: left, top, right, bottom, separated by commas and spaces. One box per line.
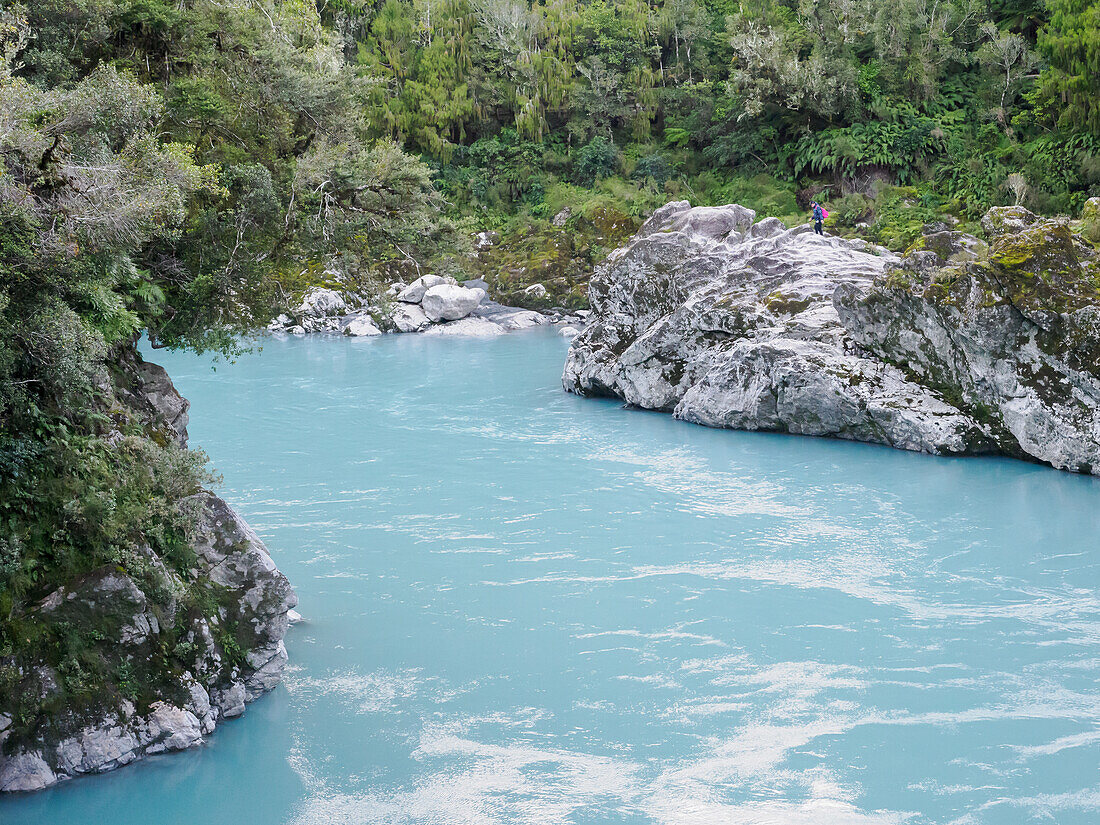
267, 275, 588, 339
0, 356, 297, 793
564, 199, 1100, 474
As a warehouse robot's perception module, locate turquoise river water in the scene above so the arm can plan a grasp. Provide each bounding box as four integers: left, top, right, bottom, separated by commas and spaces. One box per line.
4, 328, 1100, 825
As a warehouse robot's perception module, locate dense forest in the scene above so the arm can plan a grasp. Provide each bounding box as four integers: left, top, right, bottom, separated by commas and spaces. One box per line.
1, 0, 1099, 739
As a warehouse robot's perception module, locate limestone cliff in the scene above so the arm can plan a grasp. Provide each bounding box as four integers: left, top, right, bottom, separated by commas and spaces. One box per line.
0, 352, 297, 792
563, 200, 1100, 474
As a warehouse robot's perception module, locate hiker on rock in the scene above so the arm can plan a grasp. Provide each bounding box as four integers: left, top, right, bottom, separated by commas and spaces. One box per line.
811, 201, 826, 235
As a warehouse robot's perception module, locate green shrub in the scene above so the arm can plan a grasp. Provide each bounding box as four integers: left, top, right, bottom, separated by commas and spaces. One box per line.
865, 186, 941, 251
574, 137, 620, 185
632, 153, 674, 185
831, 194, 872, 227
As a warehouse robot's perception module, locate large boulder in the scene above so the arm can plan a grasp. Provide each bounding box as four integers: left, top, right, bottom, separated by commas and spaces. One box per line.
421, 284, 485, 322
981, 205, 1043, 237
342, 315, 382, 337
297, 287, 347, 317
835, 212, 1100, 474
564, 202, 1100, 474
397, 274, 447, 304
389, 303, 431, 333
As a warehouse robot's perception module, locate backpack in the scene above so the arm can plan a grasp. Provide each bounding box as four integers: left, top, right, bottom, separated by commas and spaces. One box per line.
821, 207, 829, 219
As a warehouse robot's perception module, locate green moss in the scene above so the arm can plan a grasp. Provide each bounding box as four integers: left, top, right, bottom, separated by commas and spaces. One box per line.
1080, 198, 1100, 246
764, 291, 814, 315
988, 222, 1100, 315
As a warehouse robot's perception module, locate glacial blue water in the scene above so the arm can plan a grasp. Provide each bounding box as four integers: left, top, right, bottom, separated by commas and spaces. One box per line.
4, 327, 1100, 825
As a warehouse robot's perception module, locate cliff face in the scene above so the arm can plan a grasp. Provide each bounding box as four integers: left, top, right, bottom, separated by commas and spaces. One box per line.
0, 353, 297, 792
563, 200, 1100, 474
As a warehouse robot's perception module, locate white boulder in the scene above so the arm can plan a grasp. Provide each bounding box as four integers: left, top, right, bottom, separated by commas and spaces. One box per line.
389, 303, 430, 332
297, 288, 347, 317
342, 316, 382, 337
473, 232, 497, 250
474, 306, 547, 331
523, 283, 548, 299
421, 284, 485, 322
423, 317, 506, 337
397, 274, 447, 304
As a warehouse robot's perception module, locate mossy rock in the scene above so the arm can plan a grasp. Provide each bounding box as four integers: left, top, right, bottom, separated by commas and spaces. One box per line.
764, 290, 814, 315
988, 222, 1100, 317
575, 204, 638, 245
980, 206, 1042, 238
1081, 197, 1100, 246
921, 231, 988, 264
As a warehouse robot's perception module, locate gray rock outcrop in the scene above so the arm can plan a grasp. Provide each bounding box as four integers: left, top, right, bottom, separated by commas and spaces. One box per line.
0, 359, 297, 793
563, 200, 1100, 474
132, 360, 190, 445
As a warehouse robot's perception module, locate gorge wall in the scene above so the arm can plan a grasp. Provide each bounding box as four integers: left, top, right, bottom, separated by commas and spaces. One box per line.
0, 353, 297, 792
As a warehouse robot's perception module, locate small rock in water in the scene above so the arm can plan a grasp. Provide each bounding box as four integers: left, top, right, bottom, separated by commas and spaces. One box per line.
423, 317, 505, 337
342, 316, 382, 337
559, 326, 581, 338
473, 304, 548, 331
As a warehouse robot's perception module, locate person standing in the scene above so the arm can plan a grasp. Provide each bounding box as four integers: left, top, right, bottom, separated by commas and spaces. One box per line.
811, 201, 825, 235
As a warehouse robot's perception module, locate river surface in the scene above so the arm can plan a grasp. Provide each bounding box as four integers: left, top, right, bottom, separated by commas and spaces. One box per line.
4, 328, 1100, 825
